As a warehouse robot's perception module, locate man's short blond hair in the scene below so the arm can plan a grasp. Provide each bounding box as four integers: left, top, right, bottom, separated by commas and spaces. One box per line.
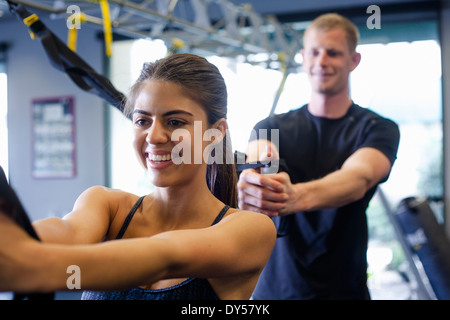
303, 13, 360, 53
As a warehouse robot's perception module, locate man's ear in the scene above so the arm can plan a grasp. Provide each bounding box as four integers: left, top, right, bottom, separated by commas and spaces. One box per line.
350, 51, 361, 71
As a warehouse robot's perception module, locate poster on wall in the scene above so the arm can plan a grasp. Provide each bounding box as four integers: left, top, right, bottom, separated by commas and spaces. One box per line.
31, 96, 76, 179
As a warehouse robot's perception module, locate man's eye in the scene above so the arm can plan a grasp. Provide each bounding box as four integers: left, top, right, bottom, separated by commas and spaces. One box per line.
327, 50, 340, 57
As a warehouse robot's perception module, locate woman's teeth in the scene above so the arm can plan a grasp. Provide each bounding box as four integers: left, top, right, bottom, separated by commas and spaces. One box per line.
148, 154, 171, 162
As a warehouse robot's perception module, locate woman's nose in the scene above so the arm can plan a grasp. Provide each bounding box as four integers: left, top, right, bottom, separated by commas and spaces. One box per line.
145, 121, 170, 145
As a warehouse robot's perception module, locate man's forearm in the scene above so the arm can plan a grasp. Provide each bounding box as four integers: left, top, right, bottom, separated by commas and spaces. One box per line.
282, 148, 391, 215
285, 169, 371, 214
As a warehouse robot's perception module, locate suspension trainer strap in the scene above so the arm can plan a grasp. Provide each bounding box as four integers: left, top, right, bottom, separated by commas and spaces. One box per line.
0, 166, 55, 300
7, 0, 127, 113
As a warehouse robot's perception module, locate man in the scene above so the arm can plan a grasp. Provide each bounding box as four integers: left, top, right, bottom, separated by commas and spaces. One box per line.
237, 13, 400, 299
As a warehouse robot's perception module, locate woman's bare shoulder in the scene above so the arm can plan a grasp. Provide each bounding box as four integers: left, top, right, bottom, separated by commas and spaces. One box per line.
220, 208, 277, 240
75, 186, 140, 209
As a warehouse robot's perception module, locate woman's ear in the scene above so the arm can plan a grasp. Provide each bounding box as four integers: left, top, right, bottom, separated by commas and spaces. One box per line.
213, 118, 228, 139
204, 118, 227, 148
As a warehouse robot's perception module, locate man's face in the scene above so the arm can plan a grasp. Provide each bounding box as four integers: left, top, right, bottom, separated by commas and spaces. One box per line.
301, 28, 361, 97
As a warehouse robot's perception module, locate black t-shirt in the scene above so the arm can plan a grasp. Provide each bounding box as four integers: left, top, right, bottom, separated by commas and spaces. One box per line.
251, 103, 400, 300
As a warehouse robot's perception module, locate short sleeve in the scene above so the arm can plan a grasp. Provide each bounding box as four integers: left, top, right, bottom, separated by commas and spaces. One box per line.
359, 117, 400, 166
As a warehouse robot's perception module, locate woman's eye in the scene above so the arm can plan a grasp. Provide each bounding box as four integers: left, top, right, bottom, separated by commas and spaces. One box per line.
168, 119, 185, 127
135, 118, 149, 127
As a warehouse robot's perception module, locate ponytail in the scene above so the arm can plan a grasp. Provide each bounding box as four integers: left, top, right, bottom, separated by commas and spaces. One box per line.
206, 133, 238, 208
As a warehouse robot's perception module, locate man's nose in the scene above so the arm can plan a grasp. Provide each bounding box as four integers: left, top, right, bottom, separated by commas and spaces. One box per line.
316, 50, 328, 66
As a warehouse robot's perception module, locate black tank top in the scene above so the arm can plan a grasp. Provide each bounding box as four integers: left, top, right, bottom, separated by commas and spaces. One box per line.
81, 196, 230, 300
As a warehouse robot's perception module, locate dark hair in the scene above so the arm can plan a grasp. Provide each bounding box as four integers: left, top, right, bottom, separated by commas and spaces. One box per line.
124, 53, 238, 208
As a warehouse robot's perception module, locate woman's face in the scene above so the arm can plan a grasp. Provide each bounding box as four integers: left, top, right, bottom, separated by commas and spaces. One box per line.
131, 80, 219, 188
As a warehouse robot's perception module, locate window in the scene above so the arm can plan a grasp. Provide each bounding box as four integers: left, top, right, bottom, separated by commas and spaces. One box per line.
0, 46, 10, 300
352, 40, 442, 203
0, 54, 7, 179
352, 39, 442, 299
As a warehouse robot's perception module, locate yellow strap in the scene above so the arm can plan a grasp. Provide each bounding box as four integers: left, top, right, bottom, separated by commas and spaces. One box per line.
99, 0, 112, 57
67, 27, 78, 52
167, 38, 185, 55
172, 38, 185, 49
67, 13, 86, 52
28, 30, 37, 40
23, 14, 39, 39
23, 13, 39, 27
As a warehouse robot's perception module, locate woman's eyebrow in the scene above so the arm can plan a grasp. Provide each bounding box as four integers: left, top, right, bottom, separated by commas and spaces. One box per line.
163, 110, 194, 117
133, 109, 151, 116
132, 109, 194, 117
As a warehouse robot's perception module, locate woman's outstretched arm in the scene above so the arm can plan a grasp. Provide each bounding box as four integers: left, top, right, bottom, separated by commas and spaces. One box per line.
0, 209, 276, 293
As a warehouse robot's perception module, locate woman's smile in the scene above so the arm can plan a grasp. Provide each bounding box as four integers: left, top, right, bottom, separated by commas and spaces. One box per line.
145, 151, 173, 170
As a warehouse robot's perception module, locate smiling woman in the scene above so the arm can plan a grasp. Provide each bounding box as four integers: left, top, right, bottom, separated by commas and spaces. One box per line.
124, 55, 236, 205
0, 53, 277, 300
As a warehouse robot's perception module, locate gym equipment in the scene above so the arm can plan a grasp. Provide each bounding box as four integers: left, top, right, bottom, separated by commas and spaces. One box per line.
0, 166, 55, 300
6, 0, 127, 113
378, 188, 450, 300
394, 196, 450, 299
5, 0, 301, 69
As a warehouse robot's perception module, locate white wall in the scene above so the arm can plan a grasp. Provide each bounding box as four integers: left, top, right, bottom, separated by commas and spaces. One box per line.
0, 16, 106, 221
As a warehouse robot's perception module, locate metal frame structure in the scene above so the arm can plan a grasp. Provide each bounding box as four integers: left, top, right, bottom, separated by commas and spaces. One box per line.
2, 0, 303, 69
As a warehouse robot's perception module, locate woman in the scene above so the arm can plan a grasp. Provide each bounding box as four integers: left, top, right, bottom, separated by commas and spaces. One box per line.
0, 53, 277, 300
